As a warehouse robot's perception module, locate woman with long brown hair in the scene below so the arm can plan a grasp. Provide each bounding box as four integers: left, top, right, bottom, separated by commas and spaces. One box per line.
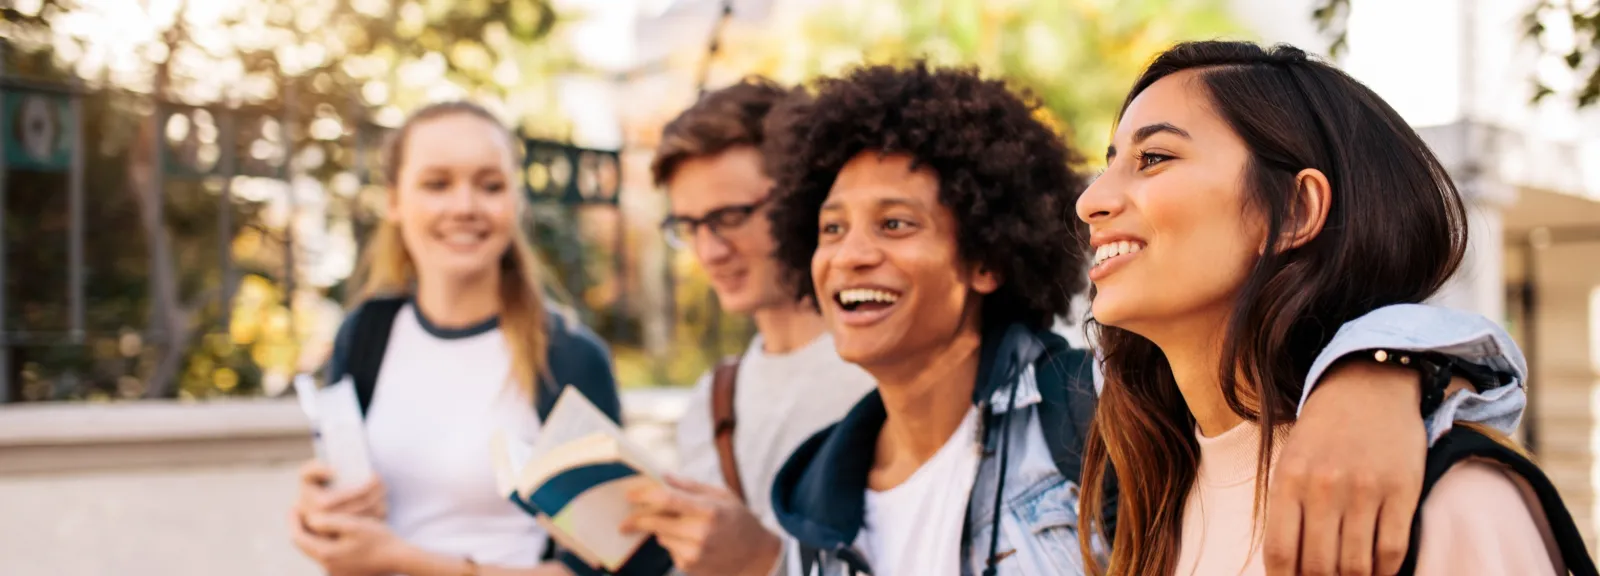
285, 102, 657, 576
1075, 41, 1584, 574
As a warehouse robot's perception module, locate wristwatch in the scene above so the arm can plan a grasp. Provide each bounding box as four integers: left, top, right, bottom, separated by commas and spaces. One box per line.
1350, 348, 1512, 416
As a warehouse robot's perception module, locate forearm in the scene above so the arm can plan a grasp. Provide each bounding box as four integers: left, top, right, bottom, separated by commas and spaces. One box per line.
388, 544, 570, 576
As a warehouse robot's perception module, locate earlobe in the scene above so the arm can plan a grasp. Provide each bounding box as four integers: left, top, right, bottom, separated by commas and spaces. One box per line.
972, 265, 1002, 295
1279, 169, 1332, 252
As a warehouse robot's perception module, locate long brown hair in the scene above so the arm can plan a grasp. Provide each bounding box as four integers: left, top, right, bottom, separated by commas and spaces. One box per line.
1077, 41, 1469, 574
351, 101, 554, 398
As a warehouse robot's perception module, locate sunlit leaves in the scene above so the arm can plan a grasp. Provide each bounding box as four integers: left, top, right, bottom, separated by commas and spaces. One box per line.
751, 0, 1243, 167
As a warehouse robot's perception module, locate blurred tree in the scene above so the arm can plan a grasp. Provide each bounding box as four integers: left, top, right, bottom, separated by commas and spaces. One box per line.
721, 0, 1242, 166
1314, 0, 1600, 107
0, 0, 576, 400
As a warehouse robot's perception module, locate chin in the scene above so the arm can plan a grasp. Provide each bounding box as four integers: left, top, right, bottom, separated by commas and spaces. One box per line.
1089, 296, 1134, 329
714, 290, 760, 314
829, 331, 897, 368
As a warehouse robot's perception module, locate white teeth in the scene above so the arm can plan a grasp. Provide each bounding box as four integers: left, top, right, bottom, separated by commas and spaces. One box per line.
838, 289, 900, 305
1093, 240, 1145, 267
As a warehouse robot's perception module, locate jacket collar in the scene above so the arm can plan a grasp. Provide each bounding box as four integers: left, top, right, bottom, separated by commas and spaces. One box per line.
769, 323, 1047, 550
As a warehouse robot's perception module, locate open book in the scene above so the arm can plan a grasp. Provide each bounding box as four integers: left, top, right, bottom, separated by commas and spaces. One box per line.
490, 386, 664, 572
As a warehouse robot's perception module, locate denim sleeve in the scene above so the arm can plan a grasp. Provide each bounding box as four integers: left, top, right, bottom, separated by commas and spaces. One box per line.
1301, 303, 1527, 443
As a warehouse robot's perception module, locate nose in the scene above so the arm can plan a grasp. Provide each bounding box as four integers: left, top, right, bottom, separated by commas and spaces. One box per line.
1076, 170, 1126, 225
447, 182, 479, 215
829, 226, 884, 272
692, 224, 734, 265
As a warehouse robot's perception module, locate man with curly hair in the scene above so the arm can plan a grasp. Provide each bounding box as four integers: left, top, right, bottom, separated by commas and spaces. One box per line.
762, 62, 1526, 575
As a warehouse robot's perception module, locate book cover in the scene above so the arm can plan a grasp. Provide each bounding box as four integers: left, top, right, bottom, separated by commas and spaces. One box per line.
491, 386, 667, 573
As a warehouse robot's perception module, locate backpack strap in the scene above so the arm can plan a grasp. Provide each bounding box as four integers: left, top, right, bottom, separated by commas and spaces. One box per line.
342, 297, 407, 417
711, 355, 747, 502
1034, 344, 1120, 539
1398, 426, 1598, 576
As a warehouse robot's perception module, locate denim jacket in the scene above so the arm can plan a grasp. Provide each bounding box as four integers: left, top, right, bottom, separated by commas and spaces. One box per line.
768, 305, 1527, 576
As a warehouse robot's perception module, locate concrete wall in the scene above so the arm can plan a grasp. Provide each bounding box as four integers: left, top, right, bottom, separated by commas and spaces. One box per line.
0, 390, 690, 576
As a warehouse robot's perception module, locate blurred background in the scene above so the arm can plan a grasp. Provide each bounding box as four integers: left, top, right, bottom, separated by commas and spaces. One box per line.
0, 0, 1596, 573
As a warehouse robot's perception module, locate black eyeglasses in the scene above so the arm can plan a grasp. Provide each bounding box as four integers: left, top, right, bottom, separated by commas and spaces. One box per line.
660, 196, 772, 249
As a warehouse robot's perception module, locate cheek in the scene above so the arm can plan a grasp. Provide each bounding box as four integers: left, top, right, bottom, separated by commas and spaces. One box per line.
902, 243, 968, 313
485, 194, 519, 231
810, 247, 831, 296
1143, 186, 1259, 307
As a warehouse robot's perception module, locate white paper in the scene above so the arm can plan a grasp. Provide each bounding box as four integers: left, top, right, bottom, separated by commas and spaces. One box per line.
292, 374, 375, 490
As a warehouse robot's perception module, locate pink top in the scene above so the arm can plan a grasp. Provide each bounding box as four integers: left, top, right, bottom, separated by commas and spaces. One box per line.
1176, 422, 1563, 576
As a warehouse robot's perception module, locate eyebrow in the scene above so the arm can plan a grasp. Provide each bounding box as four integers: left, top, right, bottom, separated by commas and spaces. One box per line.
818, 196, 926, 213
1104, 122, 1193, 163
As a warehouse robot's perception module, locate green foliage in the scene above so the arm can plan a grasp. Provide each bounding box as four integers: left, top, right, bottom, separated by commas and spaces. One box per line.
774, 0, 1245, 165
0, 0, 571, 400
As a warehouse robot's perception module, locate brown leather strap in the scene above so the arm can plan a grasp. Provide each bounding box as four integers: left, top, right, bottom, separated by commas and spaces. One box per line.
710, 355, 746, 502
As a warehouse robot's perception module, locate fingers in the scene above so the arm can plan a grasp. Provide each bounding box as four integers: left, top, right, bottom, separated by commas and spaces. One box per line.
303, 512, 358, 537
299, 459, 334, 487
1264, 467, 1305, 576
629, 484, 705, 518
1373, 486, 1420, 575
289, 511, 334, 561
331, 478, 388, 519
663, 474, 723, 497
1297, 472, 1347, 576
1334, 475, 1383, 576
619, 512, 705, 543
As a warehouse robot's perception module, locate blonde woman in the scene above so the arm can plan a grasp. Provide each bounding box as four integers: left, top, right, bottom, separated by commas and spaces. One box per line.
288, 102, 665, 576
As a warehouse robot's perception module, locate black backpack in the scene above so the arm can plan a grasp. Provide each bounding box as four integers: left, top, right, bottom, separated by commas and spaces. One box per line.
1398, 426, 1598, 575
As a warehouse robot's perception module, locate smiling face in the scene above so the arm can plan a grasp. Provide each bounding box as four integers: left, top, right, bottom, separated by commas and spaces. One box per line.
813, 152, 998, 368
389, 113, 519, 285
664, 146, 791, 314
1076, 70, 1267, 337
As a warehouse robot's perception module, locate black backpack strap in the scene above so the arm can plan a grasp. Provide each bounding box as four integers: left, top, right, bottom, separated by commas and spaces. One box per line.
340, 297, 406, 417
1035, 344, 1119, 538
1398, 426, 1598, 576
1037, 346, 1092, 480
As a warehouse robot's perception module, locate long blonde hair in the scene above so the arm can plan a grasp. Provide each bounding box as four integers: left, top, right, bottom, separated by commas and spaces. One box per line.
351, 101, 552, 398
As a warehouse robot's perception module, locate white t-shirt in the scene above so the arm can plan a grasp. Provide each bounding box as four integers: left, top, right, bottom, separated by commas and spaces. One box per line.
857, 407, 982, 576
676, 333, 877, 529
364, 304, 547, 568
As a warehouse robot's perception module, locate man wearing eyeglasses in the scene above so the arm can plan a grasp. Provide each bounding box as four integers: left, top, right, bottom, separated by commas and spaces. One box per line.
619, 77, 876, 576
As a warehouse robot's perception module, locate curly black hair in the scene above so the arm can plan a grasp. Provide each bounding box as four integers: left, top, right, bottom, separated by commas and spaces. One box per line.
765, 61, 1089, 331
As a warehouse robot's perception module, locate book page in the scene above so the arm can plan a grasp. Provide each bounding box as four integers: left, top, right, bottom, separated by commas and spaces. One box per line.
489, 430, 534, 499
517, 432, 619, 495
